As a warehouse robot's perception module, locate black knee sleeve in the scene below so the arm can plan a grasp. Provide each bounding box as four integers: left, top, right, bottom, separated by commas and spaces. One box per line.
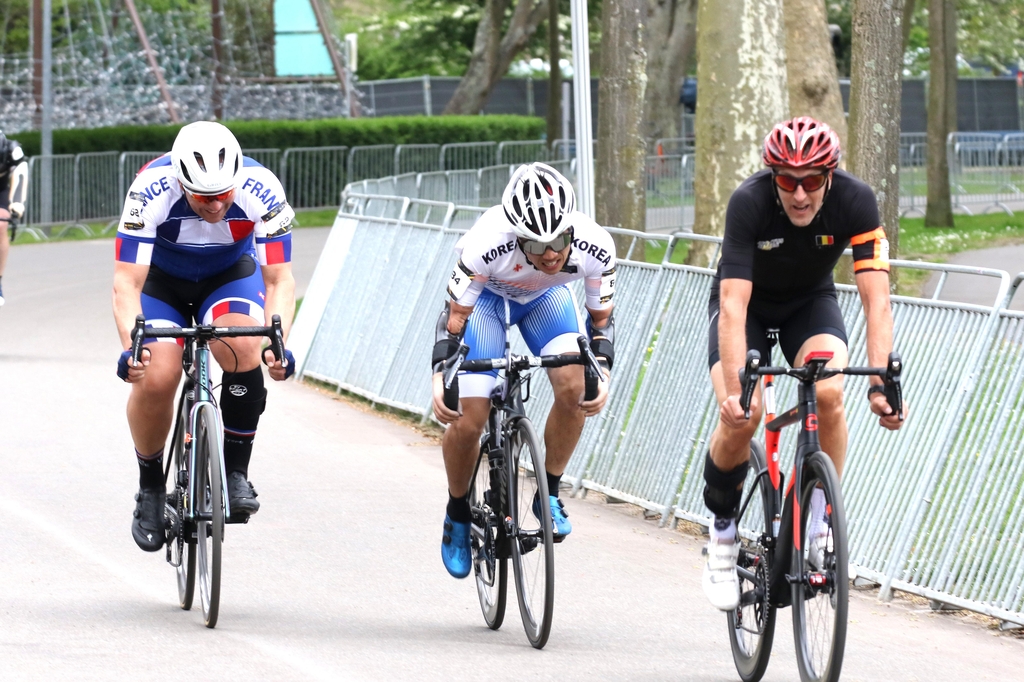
220, 367, 267, 474
702, 452, 750, 518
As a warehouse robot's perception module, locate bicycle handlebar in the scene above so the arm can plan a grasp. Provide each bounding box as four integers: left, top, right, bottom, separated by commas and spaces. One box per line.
129, 314, 286, 367
441, 335, 604, 411
738, 349, 904, 420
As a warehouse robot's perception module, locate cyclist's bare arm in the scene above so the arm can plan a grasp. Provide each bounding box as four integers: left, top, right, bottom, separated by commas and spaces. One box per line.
854, 269, 906, 427
261, 261, 296, 338
586, 304, 613, 330
113, 261, 152, 380
260, 261, 296, 380
717, 278, 754, 427
446, 300, 474, 335
113, 261, 150, 348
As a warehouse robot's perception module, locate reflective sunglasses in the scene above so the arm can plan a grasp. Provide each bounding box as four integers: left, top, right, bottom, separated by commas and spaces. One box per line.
772, 172, 829, 193
519, 229, 574, 255
187, 187, 235, 205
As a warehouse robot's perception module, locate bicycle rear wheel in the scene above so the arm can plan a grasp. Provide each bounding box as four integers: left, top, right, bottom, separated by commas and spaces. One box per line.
469, 443, 507, 630
791, 451, 848, 682
728, 440, 778, 682
194, 405, 224, 629
169, 392, 195, 610
507, 418, 554, 649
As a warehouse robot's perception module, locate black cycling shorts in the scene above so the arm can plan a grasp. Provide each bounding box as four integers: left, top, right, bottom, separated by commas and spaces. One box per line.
0, 175, 10, 211
707, 289, 848, 369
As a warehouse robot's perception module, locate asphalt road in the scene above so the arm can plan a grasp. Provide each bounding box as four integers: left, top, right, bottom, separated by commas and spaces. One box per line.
1, 230, 1022, 681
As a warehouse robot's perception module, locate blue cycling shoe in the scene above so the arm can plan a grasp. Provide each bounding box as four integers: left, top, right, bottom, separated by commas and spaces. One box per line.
533, 493, 571, 540
441, 515, 471, 578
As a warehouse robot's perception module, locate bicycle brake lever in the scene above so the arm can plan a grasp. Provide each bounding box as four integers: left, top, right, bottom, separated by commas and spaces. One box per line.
270, 314, 285, 363
443, 344, 469, 389
739, 350, 761, 420
884, 351, 904, 421
130, 314, 146, 366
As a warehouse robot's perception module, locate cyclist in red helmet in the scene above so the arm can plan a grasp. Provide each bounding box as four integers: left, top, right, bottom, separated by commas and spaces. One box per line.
700, 116, 908, 610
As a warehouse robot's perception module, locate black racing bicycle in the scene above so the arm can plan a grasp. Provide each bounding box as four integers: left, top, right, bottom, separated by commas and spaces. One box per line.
727, 347, 903, 682
129, 313, 285, 628
442, 335, 602, 649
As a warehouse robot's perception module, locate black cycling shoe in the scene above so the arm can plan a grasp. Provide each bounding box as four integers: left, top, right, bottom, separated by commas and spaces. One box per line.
132, 487, 167, 552
227, 471, 260, 517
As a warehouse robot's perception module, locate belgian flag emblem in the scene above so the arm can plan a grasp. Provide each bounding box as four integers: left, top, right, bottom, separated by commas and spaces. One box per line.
815, 235, 835, 246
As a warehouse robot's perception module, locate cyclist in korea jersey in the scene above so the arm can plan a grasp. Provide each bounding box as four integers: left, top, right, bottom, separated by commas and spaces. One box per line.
701, 117, 909, 610
112, 121, 297, 552
431, 163, 616, 578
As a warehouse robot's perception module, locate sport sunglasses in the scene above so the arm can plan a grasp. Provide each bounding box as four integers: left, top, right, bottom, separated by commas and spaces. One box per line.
519, 229, 574, 255
772, 172, 829, 193
187, 187, 236, 205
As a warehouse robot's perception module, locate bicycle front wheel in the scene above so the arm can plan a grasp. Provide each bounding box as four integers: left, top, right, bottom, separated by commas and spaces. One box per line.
507, 418, 554, 649
194, 405, 224, 629
728, 440, 778, 682
469, 443, 507, 630
791, 450, 848, 682
170, 394, 195, 610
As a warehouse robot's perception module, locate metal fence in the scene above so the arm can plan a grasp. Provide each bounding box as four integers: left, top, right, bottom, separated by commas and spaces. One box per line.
13, 132, 1024, 239
290, 192, 1024, 629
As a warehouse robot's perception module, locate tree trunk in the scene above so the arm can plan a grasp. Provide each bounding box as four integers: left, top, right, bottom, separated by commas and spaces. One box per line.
444, 0, 549, 115
596, 0, 649, 257
783, 0, 847, 150
546, 0, 562, 149
902, 0, 916, 50
642, 0, 698, 142
924, 0, 955, 227
848, 0, 905, 272
690, 0, 788, 264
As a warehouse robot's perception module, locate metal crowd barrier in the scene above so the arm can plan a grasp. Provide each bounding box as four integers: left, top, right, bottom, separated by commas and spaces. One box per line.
440, 141, 497, 171
291, 192, 1024, 629
280, 146, 349, 210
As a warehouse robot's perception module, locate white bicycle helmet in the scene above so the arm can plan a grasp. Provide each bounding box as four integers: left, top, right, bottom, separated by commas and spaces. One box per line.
171, 121, 243, 195
501, 162, 576, 242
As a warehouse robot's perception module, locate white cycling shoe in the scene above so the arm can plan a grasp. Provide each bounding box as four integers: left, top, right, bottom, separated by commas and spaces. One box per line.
807, 521, 830, 570
702, 534, 741, 611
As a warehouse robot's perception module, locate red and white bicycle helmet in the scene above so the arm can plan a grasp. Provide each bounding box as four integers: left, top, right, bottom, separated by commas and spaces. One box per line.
171, 121, 243, 195
501, 162, 576, 242
762, 117, 841, 170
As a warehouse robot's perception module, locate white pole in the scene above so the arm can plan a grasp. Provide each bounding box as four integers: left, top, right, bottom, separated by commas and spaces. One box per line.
41, 0, 53, 225
569, 0, 594, 218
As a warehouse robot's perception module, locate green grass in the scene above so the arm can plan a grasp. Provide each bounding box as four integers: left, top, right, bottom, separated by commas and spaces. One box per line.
899, 211, 1024, 258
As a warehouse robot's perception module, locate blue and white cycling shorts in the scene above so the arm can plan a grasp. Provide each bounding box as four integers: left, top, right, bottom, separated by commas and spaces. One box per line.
140, 255, 266, 345
460, 286, 584, 398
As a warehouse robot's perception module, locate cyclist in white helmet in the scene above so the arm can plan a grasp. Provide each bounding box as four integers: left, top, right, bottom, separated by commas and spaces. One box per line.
112, 121, 297, 552
431, 162, 617, 578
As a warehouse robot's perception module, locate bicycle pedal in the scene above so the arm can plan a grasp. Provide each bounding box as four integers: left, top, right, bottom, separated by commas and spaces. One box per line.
226, 513, 251, 525
552, 532, 567, 544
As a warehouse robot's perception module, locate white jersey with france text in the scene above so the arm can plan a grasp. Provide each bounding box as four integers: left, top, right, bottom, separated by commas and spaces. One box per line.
448, 206, 616, 310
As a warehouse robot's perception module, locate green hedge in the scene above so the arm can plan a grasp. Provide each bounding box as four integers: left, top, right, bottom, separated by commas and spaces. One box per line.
11, 116, 546, 156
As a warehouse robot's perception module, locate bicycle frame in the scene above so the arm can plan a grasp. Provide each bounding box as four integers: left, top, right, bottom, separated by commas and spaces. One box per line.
182, 339, 231, 522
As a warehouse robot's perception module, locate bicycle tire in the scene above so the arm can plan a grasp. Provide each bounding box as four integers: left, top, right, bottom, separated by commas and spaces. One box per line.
791, 450, 848, 682
507, 418, 554, 649
469, 443, 508, 630
194, 405, 224, 628
170, 394, 195, 610
727, 439, 778, 682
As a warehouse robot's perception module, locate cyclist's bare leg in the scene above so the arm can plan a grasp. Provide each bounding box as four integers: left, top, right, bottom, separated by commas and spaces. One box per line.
794, 333, 849, 476
0, 207, 10, 276
126, 342, 184, 455
708, 361, 762, 469
543, 363, 586, 475
443, 397, 490, 497
209, 312, 263, 372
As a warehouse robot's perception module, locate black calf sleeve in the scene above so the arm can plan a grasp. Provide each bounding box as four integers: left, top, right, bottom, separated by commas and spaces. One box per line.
702, 451, 750, 518
220, 367, 267, 476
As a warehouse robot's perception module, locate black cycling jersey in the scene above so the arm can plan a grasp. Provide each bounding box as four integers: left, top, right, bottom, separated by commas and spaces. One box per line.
712, 168, 889, 305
